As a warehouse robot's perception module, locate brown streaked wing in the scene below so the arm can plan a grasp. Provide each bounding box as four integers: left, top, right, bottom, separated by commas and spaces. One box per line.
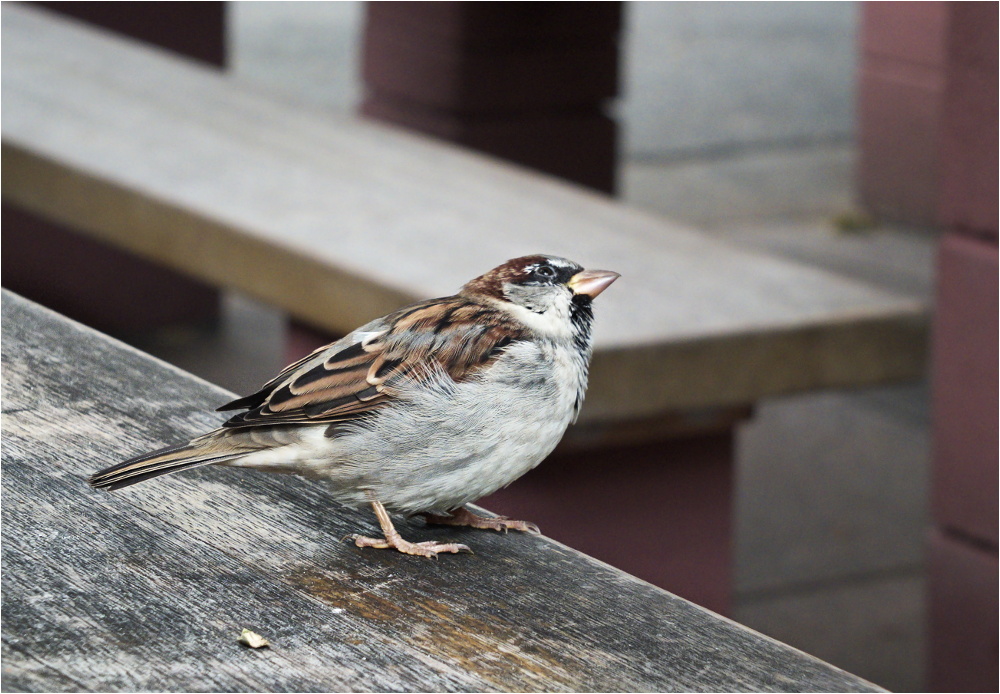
220, 297, 525, 429
216, 338, 345, 412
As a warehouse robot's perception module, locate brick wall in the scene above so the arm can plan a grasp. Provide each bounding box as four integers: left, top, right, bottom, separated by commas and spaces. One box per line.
926, 3, 998, 691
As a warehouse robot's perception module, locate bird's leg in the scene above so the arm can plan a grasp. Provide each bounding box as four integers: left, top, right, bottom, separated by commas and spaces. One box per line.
348, 498, 472, 558
421, 506, 541, 534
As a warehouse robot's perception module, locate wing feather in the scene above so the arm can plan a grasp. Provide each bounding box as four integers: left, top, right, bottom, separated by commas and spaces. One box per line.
220, 297, 524, 429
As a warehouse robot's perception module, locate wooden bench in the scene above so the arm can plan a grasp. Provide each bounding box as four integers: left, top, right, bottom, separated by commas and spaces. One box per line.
1, 6, 927, 613
1, 290, 883, 692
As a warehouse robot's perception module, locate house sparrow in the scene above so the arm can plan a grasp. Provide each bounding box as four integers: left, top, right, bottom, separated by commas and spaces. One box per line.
90, 255, 619, 557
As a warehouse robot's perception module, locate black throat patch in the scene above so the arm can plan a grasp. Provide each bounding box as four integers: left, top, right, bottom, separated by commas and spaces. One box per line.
569, 294, 595, 352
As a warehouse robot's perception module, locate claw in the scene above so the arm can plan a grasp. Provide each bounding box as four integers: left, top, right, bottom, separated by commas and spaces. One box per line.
422, 507, 541, 535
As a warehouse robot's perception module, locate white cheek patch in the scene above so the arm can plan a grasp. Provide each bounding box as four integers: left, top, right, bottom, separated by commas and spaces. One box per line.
495, 294, 574, 339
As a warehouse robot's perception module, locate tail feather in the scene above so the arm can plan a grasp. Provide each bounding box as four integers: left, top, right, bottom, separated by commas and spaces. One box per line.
89, 442, 241, 491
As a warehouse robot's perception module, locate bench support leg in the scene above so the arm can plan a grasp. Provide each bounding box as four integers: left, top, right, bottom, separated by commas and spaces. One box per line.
359, 3, 621, 193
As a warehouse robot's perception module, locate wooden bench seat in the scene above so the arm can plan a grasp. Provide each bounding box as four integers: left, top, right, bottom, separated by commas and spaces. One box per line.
1, 5, 926, 426
1, 290, 883, 692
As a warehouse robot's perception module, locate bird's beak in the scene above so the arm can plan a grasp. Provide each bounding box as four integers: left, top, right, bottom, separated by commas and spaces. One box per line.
567, 269, 620, 298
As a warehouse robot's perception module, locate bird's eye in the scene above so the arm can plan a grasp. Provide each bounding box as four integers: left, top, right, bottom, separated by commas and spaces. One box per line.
534, 265, 557, 280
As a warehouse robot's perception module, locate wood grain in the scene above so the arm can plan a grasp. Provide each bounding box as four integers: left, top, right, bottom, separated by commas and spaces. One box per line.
1, 290, 881, 692
0, 5, 926, 425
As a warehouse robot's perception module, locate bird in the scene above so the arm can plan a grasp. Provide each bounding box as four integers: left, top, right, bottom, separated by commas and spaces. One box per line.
89, 255, 619, 557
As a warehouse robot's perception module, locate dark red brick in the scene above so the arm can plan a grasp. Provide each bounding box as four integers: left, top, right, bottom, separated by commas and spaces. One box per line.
930, 233, 999, 545
859, 1, 948, 66
857, 66, 943, 225
947, 1, 999, 72
857, 2, 950, 225
938, 4, 999, 235
928, 528, 999, 692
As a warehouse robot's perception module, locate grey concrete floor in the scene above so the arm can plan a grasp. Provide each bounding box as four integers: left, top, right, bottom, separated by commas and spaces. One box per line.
138, 3, 934, 691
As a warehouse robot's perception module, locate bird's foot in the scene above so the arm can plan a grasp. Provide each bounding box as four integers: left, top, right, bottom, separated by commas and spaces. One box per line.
422, 506, 541, 534
348, 532, 471, 558
351, 496, 473, 558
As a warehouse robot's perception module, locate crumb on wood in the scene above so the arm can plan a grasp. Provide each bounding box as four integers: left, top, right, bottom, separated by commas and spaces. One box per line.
237, 628, 270, 649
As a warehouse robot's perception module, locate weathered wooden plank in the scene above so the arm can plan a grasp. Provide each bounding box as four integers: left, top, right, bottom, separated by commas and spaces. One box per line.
0, 473, 493, 692
1, 290, 882, 692
0, 5, 926, 424
2, 641, 90, 693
